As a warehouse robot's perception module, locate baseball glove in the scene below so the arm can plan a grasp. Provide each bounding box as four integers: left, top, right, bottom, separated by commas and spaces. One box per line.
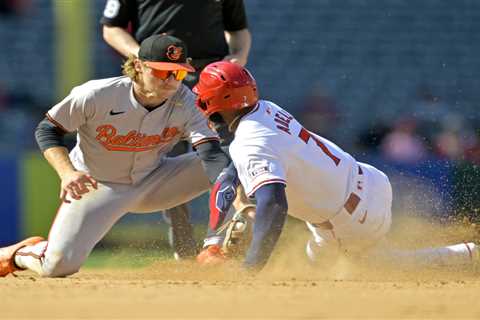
216, 207, 254, 256
197, 205, 255, 266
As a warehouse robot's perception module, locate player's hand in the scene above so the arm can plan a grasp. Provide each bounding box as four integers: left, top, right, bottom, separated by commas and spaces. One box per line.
223, 54, 247, 67
59, 170, 98, 203
196, 245, 227, 266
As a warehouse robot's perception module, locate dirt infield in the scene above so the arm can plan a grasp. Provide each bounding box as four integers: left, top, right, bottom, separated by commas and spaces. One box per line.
2, 217, 480, 319
1, 262, 480, 320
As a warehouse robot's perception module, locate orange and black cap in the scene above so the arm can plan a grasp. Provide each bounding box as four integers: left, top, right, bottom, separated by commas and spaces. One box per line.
138, 34, 195, 72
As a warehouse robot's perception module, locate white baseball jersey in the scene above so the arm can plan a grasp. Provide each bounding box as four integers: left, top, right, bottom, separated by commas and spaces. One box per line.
230, 100, 359, 223
47, 76, 218, 184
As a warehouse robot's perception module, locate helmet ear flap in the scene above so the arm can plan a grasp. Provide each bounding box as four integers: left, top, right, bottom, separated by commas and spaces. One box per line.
196, 93, 213, 114
209, 112, 225, 125
208, 112, 227, 133
197, 98, 208, 111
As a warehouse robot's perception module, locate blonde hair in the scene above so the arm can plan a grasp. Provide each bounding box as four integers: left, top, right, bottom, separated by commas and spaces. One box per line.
122, 54, 140, 81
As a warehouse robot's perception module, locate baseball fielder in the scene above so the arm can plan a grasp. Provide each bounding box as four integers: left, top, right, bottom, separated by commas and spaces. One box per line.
194, 61, 479, 270
0, 35, 237, 277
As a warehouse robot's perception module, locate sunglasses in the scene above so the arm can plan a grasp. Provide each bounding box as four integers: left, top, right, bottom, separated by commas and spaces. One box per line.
151, 69, 188, 81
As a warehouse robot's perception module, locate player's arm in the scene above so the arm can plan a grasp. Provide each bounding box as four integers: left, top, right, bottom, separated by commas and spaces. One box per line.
223, 28, 251, 66
195, 139, 252, 228
188, 101, 250, 247
223, 0, 250, 66
100, 0, 138, 57
195, 141, 245, 229
35, 118, 97, 203
243, 183, 288, 271
102, 26, 140, 58
195, 142, 254, 255
194, 140, 230, 184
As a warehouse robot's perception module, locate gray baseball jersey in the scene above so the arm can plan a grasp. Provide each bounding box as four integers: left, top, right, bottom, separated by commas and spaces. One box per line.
46, 76, 218, 184
14, 76, 219, 277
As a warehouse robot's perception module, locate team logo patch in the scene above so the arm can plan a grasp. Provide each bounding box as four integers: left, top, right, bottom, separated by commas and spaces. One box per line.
247, 160, 271, 178
166, 45, 183, 61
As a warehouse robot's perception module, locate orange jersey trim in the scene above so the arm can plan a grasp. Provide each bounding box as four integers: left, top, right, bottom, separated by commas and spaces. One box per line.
192, 137, 220, 148
45, 113, 70, 133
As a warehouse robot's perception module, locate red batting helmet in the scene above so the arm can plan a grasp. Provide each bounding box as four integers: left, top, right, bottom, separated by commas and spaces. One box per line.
193, 61, 258, 117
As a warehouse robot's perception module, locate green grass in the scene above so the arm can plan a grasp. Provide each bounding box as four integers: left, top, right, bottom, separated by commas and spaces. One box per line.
82, 222, 205, 269
84, 247, 173, 269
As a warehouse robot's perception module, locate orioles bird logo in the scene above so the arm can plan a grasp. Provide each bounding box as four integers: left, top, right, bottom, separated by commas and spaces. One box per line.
166, 45, 183, 61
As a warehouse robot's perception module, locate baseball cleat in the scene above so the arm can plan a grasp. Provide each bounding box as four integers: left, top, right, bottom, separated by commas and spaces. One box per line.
0, 236, 44, 277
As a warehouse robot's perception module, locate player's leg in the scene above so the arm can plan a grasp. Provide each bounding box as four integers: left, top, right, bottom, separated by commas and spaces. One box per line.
167, 203, 197, 259
132, 151, 211, 213
134, 151, 257, 258
12, 183, 135, 277
0, 237, 45, 277
352, 164, 479, 267
132, 152, 210, 256
307, 163, 479, 267
368, 242, 479, 268
131, 151, 208, 254
163, 141, 198, 259
305, 163, 393, 261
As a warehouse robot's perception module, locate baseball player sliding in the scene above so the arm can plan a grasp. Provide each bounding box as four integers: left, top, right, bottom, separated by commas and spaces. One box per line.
194, 61, 479, 271
0, 35, 240, 278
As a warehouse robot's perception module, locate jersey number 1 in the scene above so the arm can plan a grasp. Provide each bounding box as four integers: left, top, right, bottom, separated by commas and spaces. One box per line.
298, 128, 341, 166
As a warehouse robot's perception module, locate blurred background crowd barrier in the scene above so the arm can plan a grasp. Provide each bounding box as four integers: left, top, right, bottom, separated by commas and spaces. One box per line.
1, 0, 479, 245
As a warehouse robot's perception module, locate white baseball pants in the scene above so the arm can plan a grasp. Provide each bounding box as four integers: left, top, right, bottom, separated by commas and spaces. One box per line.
15, 152, 210, 277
